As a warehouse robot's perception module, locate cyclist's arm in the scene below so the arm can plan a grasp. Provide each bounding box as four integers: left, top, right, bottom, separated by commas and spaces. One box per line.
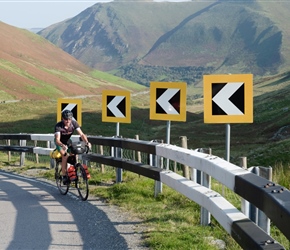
76, 128, 90, 145
55, 132, 67, 151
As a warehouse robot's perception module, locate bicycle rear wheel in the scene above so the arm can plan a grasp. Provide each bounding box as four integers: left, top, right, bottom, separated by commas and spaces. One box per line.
75, 163, 89, 201
55, 162, 69, 195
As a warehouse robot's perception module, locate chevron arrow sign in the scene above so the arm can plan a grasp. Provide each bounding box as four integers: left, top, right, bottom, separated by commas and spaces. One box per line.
61, 103, 77, 118
212, 82, 244, 115
150, 82, 187, 121
57, 98, 82, 126
107, 96, 126, 118
102, 90, 131, 123
156, 88, 180, 115
204, 74, 253, 123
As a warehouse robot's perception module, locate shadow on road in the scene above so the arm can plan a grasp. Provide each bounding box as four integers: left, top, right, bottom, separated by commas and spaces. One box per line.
0, 171, 145, 249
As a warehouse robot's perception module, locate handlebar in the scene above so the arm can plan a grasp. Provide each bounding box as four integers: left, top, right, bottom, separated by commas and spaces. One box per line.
64, 141, 91, 156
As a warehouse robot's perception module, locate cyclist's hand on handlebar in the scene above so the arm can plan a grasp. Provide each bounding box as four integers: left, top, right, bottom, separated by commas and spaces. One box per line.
61, 144, 68, 151
86, 142, 92, 152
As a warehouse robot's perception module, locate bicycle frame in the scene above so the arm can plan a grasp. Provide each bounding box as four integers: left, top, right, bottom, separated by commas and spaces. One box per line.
54, 151, 89, 201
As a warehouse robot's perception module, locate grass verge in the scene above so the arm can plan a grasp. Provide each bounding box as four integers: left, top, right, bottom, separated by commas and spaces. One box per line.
1, 151, 290, 249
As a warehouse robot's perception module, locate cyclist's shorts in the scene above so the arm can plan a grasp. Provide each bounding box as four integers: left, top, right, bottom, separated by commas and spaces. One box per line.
54, 138, 71, 153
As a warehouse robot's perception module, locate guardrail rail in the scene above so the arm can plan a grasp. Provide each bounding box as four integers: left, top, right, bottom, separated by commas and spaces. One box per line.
0, 133, 288, 249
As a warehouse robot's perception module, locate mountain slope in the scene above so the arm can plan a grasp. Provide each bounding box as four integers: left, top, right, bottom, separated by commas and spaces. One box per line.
38, 0, 290, 85
3, 16, 290, 168
142, 2, 282, 74
0, 22, 143, 101
38, 1, 214, 71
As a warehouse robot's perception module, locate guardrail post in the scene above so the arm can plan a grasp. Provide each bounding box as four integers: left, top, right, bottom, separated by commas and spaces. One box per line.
256, 166, 272, 234
244, 165, 271, 235
99, 145, 105, 173
135, 135, 142, 163
248, 167, 259, 224
173, 161, 177, 172
34, 140, 39, 164
19, 139, 26, 166
240, 157, 250, 217
6, 140, 11, 162
180, 136, 190, 179
150, 140, 163, 197
150, 153, 163, 197
197, 148, 212, 226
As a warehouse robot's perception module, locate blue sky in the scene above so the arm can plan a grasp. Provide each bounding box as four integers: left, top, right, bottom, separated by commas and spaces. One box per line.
0, 1, 105, 29
0, 0, 191, 29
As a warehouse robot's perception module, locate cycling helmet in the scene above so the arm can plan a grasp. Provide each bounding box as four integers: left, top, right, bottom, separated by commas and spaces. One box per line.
62, 110, 73, 120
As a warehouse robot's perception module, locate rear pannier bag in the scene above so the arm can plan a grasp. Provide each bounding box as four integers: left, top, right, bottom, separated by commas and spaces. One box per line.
83, 164, 91, 179
68, 165, 76, 181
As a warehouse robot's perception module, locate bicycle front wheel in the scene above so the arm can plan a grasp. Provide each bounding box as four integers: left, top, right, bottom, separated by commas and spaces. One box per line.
75, 163, 89, 201
55, 162, 69, 195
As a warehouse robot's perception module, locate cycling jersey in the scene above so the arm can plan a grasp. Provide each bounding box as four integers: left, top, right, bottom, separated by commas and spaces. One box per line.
54, 119, 80, 145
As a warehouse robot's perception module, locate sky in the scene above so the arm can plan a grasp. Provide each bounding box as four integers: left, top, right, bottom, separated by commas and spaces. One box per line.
0, 1, 109, 29
0, 0, 190, 30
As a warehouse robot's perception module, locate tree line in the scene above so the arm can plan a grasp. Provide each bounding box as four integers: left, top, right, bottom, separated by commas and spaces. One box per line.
114, 64, 215, 86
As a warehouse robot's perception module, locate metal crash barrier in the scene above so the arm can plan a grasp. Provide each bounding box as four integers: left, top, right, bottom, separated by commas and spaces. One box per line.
0, 133, 288, 249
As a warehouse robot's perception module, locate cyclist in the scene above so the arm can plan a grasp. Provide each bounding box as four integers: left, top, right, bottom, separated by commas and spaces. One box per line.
54, 110, 91, 184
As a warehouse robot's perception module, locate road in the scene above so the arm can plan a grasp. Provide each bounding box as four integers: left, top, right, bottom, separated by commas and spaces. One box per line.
0, 171, 147, 250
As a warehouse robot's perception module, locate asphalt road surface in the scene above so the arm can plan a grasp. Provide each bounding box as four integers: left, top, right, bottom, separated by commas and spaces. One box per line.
0, 170, 148, 250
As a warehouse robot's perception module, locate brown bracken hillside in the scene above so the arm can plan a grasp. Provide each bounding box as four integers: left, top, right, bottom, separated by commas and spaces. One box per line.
0, 22, 132, 101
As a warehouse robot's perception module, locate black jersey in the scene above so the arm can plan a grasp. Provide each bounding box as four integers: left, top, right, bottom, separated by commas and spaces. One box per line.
54, 120, 80, 144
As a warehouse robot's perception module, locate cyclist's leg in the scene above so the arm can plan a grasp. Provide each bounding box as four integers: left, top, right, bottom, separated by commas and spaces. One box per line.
55, 140, 69, 183
54, 139, 66, 172
55, 160, 69, 195
61, 156, 69, 175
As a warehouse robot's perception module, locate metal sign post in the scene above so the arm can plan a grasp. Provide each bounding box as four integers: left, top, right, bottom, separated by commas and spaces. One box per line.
223, 123, 231, 196
115, 123, 123, 183
203, 74, 253, 198
225, 123, 230, 162
102, 90, 131, 184
149, 81, 187, 172
149, 141, 163, 197
166, 120, 171, 170
116, 122, 120, 137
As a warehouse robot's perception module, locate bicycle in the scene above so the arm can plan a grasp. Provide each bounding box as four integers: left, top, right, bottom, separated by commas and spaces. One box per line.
52, 141, 90, 201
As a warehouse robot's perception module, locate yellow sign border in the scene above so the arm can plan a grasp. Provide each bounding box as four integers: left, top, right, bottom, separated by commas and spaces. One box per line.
57, 98, 82, 126
203, 74, 253, 123
150, 82, 187, 121
102, 90, 131, 123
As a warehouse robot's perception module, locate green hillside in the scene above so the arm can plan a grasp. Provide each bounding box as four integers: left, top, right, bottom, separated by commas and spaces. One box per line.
1, 70, 290, 170
2, 8, 290, 169
0, 22, 145, 101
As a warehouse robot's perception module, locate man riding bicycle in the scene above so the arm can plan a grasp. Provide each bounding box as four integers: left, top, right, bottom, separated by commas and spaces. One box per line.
54, 110, 91, 184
